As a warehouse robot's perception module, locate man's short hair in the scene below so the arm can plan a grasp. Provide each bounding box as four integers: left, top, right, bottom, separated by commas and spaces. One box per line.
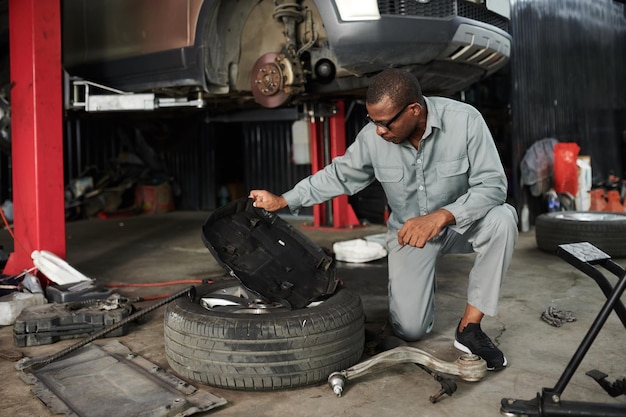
366, 69, 424, 107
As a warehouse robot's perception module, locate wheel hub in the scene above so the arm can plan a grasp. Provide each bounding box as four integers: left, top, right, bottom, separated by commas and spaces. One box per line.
200, 284, 288, 314
250, 51, 305, 108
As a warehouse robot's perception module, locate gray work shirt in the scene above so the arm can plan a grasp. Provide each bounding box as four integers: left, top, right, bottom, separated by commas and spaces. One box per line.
283, 96, 508, 234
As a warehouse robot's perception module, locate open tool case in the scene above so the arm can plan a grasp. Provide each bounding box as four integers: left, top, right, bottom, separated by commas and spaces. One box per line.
13, 297, 133, 347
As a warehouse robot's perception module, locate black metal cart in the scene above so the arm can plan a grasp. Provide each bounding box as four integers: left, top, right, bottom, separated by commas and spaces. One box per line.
501, 241, 626, 417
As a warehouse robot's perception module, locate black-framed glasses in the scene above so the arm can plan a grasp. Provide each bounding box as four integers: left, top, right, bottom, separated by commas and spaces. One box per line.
366, 103, 415, 130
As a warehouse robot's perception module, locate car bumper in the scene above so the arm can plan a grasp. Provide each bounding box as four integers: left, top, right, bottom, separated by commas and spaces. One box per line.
325, 15, 510, 73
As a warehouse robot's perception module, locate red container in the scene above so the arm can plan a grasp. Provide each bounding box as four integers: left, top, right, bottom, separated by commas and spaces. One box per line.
135, 183, 175, 214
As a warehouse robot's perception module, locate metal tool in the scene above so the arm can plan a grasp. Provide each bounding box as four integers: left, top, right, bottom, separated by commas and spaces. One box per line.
328, 345, 487, 400
414, 362, 459, 403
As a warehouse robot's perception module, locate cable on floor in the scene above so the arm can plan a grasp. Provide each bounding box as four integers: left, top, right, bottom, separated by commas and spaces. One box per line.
104, 278, 213, 288
104, 277, 219, 301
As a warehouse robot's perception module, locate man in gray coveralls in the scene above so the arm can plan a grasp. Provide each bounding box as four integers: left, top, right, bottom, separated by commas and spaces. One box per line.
249, 69, 518, 370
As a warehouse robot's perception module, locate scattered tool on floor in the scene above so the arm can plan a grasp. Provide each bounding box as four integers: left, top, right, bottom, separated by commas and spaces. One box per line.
16, 285, 195, 371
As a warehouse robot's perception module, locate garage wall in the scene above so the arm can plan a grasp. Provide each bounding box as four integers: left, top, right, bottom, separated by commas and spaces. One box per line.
241, 121, 311, 196
509, 0, 626, 215
64, 113, 218, 212
63, 106, 359, 215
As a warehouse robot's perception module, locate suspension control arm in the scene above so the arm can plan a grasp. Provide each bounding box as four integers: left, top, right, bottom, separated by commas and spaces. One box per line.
328, 345, 486, 397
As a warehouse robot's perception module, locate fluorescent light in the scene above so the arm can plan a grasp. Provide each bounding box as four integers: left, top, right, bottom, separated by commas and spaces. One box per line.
334, 0, 381, 21
486, 0, 511, 20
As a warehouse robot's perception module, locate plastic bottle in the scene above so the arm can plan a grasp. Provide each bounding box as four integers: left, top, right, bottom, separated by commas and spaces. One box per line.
589, 188, 607, 211
1, 200, 13, 222
22, 273, 43, 294
547, 189, 560, 212
520, 204, 530, 232
218, 186, 230, 206
604, 190, 624, 212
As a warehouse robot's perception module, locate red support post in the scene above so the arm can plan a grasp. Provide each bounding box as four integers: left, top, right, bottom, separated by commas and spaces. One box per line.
329, 100, 360, 228
305, 100, 360, 230
4, 0, 65, 275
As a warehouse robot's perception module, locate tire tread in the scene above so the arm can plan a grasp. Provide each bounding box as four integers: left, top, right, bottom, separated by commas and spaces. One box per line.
163, 283, 365, 391
535, 211, 626, 257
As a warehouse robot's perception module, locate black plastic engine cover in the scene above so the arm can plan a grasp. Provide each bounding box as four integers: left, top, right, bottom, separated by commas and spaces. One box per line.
201, 198, 338, 309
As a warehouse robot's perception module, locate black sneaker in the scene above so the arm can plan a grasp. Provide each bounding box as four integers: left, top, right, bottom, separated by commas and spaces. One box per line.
454, 322, 507, 371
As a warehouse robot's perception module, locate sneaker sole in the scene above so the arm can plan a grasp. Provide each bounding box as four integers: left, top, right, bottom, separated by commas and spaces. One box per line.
453, 339, 508, 370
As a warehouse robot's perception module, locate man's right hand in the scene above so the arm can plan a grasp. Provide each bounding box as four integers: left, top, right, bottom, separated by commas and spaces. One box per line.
248, 190, 288, 212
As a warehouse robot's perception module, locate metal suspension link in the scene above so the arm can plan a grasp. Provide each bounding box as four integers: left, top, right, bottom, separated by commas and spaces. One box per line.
328, 345, 486, 398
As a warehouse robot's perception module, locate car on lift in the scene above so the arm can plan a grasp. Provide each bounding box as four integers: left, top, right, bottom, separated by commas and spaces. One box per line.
62, 0, 512, 111
59, 0, 513, 392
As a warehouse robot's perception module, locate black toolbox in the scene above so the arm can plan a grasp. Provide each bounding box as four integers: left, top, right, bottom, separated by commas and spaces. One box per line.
201, 198, 338, 309
13, 296, 133, 347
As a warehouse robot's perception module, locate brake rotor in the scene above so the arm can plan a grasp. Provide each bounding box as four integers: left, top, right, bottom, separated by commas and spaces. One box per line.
250, 52, 291, 108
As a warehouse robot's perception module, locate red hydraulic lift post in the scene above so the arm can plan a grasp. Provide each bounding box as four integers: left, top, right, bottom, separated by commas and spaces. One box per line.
328, 100, 360, 228
305, 100, 360, 230
307, 111, 326, 227
4, 0, 65, 275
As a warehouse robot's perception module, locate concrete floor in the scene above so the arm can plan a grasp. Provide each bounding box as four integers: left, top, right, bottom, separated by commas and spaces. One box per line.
1, 211, 625, 417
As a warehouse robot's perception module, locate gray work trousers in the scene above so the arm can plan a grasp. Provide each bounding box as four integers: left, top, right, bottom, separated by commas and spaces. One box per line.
386, 203, 518, 341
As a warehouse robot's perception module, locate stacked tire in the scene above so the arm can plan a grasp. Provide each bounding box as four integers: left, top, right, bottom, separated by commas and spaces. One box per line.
535, 211, 626, 258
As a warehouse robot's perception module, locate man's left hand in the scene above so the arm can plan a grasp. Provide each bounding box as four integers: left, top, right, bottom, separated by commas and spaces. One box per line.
397, 209, 455, 248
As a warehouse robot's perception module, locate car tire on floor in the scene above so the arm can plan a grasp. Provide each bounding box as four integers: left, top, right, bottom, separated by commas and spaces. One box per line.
164, 281, 365, 391
535, 211, 626, 258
